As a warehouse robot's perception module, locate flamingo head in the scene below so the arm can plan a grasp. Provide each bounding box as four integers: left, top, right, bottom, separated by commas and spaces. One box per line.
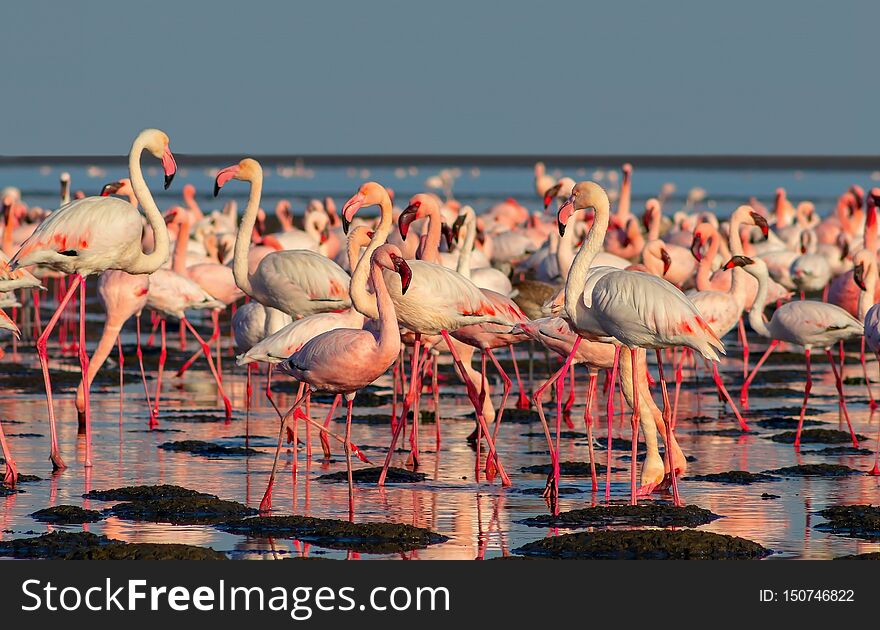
660, 247, 672, 276
342, 182, 387, 234
373, 244, 412, 294
749, 211, 769, 238
622, 162, 632, 182
450, 213, 467, 248
398, 200, 420, 240
850, 185, 865, 210
642, 199, 660, 231
690, 230, 704, 262
542, 181, 563, 210
722, 255, 754, 270
213, 158, 261, 197
853, 260, 867, 291
0, 309, 20, 340
141, 129, 176, 189
557, 181, 606, 237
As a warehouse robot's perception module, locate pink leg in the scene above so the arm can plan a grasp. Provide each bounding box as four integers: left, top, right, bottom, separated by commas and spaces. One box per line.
826, 348, 859, 448
245, 364, 252, 445
605, 346, 621, 501
563, 364, 576, 422
77, 275, 93, 467
440, 330, 511, 486
260, 390, 309, 513
629, 349, 640, 506
179, 318, 187, 352
36, 274, 82, 470
1, 419, 18, 485
860, 338, 877, 410
655, 349, 681, 506
265, 364, 283, 419
33, 288, 42, 338
584, 371, 599, 492
432, 354, 441, 450
672, 348, 687, 425
712, 363, 749, 431
153, 319, 167, 418
793, 348, 813, 452
117, 336, 124, 424
738, 317, 749, 380
509, 344, 529, 410
344, 395, 355, 521
487, 349, 512, 444
321, 395, 341, 458
183, 318, 232, 420
134, 317, 157, 428
147, 311, 159, 347
741, 339, 780, 409
379, 334, 423, 485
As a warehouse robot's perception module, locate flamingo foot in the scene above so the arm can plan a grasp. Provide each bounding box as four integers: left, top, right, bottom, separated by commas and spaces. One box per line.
868, 464, 879, 476
320, 433, 332, 458
3, 461, 17, 487
871, 401, 879, 412
516, 392, 530, 410
636, 482, 658, 497
50, 450, 67, 471
352, 445, 370, 464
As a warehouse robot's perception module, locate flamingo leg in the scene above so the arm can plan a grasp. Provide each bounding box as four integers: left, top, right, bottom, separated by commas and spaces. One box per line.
36, 274, 82, 470
605, 346, 621, 501
179, 318, 187, 352
134, 317, 157, 428
563, 364, 576, 423
33, 288, 42, 338
265, 364, 284, 420
117, 335, 124, 425
533, 360, 568, 496
182, 317, 232, 420
440, 330, 511, 486
344, 395, 355, 521
432, 354, 441, 450
260, 390, 308, 513
655, 349, 681, 506
391, 357, 399, 430
147, 311, 159, 347
826, 348, 859, 448
509, 344, 529, 410
584, 370, 599, 492
245, 364, 252, 445
487, 348, 512, 444
860, 337, 877, 410
407, 345, 430, 469
793, 348, 813, 452
153, 319, 167, 418
379, 334, 423, 485
672, 348, 687, 425
320, 394, 341, 458
871, 352, 880, 476
741, 339, 780, 409
76, 274, 93, 467
711, 363, 749, 431
629, 349, 640, 506
1, 419, 18, 486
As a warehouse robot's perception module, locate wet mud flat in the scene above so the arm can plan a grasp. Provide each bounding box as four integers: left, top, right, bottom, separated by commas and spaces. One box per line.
520, 503, 720, 528
316, 466, 427, 483
0, 531, 226, 560
815, 505, 880, 540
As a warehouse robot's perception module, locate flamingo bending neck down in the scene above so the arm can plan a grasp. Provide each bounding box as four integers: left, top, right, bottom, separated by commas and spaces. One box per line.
9, 128, 176, 471
261, 243, 411, 517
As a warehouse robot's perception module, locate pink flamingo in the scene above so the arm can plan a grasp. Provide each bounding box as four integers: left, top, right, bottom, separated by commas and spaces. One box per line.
262, 243, 411, 516
556, 181, 724, 506
726, 255, 862, 450
9, 129, 176, 470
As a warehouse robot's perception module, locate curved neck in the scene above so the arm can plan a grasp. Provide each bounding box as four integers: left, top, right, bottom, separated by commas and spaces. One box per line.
696, 230, 719, 289
456, 208, 477, 278
351, 196, 393, 319
859, 260, 878, 322
747, 266, 771, 337
556, 210, 578, 276
232, 172, 264, 297
618, 171, 631, 220
647, 208, 661, 240
421, 204, 442, 264
126, 136, 170, 274
171, 219, 190, 274
565, 195, 610, 321
370, 260, 401, 362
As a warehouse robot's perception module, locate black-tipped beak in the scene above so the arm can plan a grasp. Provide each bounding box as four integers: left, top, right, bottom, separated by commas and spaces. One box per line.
399, 205, 418, 240
164, 172, 175, 190
393, 255, 412, 294
723, 255, 753, 270
451, 215, 466, 247
213, 179, 221, 197
441, 223, 454, 250
854, 262, 867, 291
661, 249, 672, 276
543, 182, 563, 210
342, 215, 351, 235
750, 211, 769, 238
690, 234, 703, 261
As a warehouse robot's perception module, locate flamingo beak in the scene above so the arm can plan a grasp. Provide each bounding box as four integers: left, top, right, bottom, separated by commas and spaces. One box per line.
543, 182, 563, 210
854, 262, 867, 291
451, 214, 466, 247
750, 211, 769, 238
661, 249, 672, 276
642, 207, 652, 231
690, 234, 703, 261
162, 146, 177, 190
441, 222, 454, 250
723, 255, 753, 270
398, 203, 419, 240
164, 208, 178, 225
100, 182, 121, 197
213, 165, 240, 197
393, 255, 412, 294
320, 225, 330, 244
557, 195, 575, 237
341, 192, 366, 234
0, 309, 20, 340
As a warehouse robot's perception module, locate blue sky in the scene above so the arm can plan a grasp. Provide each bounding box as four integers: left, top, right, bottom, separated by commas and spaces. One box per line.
3, 1, 878, 155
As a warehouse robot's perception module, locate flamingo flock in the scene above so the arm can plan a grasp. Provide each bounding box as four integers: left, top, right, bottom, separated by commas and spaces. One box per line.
2, 129, 880, 523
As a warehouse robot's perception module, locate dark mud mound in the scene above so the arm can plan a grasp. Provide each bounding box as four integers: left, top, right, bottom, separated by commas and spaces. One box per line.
218, 516, 448, 553
17, 474, 42, 483
66, 543, 227, 560
161, 413, 233, 423
84, 484, 210, 501
515, 530, 770, 559
689, 428, 753, 437
685, 471, 780, 485
107, 496, 256, 525
750, 387, 833, 399
804, 446, 873, 456
518, 486, 584, 496
763, 464, 861, 477
761, 493, 781, 500
31, 505, 104, 524
754, 417, 824, 430
316, 466, 426, 484
319, 389, 389, 407
770, 429, 867, 444
521, 504, 719, 529
521, 430, 586, 440
520, 461, 623, 476
755, 405, 822, 417
158, 440, 259, 457
0, 531, 112, 559
0, 485, 20, 496
835, 552, 880, 560
345, 414, 394, 425
816, 505, 880, 540
7, 432, 44, 438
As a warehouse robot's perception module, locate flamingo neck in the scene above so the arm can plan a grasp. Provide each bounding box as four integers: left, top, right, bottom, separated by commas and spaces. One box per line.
232, 172, 264, 298
421, 204, 442, 264
456, 207, 477, 279
556, 210, 578, 277
858, 258, 878, 322
370, 260, 402, 363
648, 208, 661, 240
125, 133, 170, 274
618, 172, 631, 221
564, 195, 610, 322
75, 320, 123, 412
351, 196, 393, 320
172, 219, 191, 274
746, 266, 772, 338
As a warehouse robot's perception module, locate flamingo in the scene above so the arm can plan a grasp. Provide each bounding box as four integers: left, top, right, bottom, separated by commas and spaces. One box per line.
343, 183, 514, 486
859, 254, 880, 474
261, 243, 411, 516
9, 128, 176, 470
556, 181, 724, 505
726, 255, 862, 450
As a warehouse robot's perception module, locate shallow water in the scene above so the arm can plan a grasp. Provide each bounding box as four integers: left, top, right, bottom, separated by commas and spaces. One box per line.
1, 314, 879, 560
